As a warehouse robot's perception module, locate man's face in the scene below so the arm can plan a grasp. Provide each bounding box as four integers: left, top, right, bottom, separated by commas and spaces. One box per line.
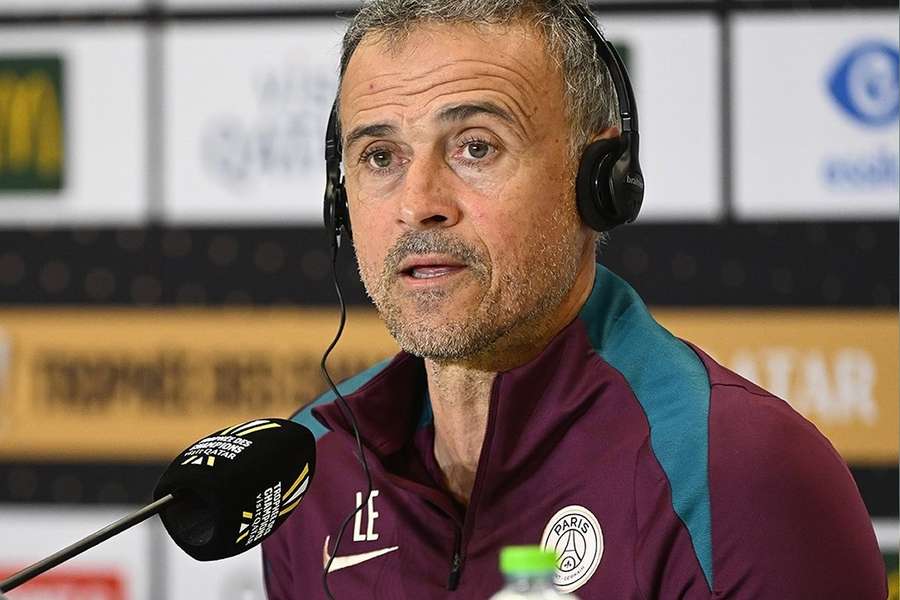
340, 21, 593, 365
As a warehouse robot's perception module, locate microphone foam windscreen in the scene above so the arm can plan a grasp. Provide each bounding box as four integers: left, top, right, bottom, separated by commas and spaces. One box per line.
153, 418, 316, 561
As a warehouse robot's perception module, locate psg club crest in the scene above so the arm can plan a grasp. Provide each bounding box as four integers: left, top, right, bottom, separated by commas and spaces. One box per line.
540, 505, 604, 593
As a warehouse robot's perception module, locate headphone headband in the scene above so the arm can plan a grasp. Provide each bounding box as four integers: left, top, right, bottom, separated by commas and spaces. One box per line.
571, 4, 639, 134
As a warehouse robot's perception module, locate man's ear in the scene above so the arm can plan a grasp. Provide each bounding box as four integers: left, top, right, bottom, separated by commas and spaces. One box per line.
590, 126, 620, 143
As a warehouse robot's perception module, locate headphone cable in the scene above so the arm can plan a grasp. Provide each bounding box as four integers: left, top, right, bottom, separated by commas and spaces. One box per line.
320, 236, 374, 600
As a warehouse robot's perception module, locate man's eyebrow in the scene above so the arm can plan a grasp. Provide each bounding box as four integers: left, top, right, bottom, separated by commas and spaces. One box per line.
343, 123, 397, 152
342, 102, 515, 150
437, 102, 515, 125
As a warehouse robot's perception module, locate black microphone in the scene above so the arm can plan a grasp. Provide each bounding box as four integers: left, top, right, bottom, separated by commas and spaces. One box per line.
154, 417, 316, 560
0, 418, 315, 593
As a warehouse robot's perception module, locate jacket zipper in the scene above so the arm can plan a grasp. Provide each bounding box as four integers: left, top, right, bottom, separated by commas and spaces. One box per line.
447, 527, 462, 590
445, 374, 503, 591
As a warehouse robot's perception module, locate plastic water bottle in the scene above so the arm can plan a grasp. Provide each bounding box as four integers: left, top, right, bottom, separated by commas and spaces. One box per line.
489, 546, 577, 599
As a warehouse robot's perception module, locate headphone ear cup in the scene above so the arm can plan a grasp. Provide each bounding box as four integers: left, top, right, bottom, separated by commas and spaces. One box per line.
576, 135, 644, 232
576, 138, 626, 232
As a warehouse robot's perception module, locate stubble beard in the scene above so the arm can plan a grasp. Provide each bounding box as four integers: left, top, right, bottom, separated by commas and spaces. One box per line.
357, 211, 584, 364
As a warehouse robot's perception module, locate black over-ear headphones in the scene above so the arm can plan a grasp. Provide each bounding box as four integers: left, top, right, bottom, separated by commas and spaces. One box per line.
571, 4, 644, 232
323, 5, 644, 246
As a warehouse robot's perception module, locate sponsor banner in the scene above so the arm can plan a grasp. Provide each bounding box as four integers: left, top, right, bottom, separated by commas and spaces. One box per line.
0, 27, 147, 226
0, 308, 398, 459
0, 570, 125, 600
163, 22, 343, 224
0, 57, 65, 192
0, 506, 150, 600
0, 308, 894, 463
734, 13, 899, 219
656, 308, 898, 464
160, 520, 267, 600
597, 14, 722, 221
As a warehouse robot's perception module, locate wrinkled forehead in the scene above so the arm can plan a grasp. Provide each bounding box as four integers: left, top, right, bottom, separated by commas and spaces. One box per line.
341, 13, 557, 74
338, 20, 563, 131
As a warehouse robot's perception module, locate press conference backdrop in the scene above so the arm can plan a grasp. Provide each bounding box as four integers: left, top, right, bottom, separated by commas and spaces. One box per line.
0, 0, 897, 598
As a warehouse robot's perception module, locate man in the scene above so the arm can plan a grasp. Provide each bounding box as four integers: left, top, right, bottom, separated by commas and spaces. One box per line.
263, 1, 886, 597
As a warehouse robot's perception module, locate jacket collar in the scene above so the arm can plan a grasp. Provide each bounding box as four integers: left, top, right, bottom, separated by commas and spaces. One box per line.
311, 316, 601, 461
312, 265, 641, 459
313, 352, 429, 458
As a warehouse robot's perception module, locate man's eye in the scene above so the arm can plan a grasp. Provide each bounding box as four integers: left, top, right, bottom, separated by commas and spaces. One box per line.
362, 149, 393, 169
460, 139, 494, 161
465, 142, 490, 159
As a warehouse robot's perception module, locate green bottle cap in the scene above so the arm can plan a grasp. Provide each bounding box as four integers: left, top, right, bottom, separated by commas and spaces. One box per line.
499, 546, 558, 575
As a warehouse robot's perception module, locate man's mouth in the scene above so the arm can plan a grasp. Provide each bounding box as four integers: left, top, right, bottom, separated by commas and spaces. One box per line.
397, 257, 467, 282
405, 266, 459, 279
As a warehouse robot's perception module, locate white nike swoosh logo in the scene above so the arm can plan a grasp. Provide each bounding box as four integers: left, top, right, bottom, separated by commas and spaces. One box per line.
322, 535, 399, 573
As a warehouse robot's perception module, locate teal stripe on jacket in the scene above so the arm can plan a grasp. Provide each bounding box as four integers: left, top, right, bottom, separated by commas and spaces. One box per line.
580, 265, 714, 589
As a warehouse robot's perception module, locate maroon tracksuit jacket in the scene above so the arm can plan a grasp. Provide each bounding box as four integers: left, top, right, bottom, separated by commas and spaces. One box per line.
262, 266, 886, 599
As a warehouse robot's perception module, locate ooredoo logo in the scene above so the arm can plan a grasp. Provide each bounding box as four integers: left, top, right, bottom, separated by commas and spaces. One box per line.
540, 505, 603, 593
827, 40, 899, 128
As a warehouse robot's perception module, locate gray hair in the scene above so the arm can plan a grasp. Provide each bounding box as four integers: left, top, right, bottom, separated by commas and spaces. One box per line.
336, 0, 620, 157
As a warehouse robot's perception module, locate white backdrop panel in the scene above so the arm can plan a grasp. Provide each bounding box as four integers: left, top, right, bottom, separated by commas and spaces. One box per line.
734, 13, 899, 219
598, 14, 722, 221
161, 519, 268, 600
0, 505, 151, 600
163, 22, 343, 225
163, 0, 359, 7
0, 27, 148, 226
165, 16, 720, 225
0, 0, 142, 10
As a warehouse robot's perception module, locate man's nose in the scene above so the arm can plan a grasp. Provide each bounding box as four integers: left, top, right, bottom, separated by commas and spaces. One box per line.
397, 152, 461, 230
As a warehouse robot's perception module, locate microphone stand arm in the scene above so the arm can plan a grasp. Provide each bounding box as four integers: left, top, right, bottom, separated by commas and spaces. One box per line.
0, 493, 176, 593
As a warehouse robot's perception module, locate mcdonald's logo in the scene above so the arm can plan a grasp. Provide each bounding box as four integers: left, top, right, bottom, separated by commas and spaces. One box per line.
0, 57, 65, 192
